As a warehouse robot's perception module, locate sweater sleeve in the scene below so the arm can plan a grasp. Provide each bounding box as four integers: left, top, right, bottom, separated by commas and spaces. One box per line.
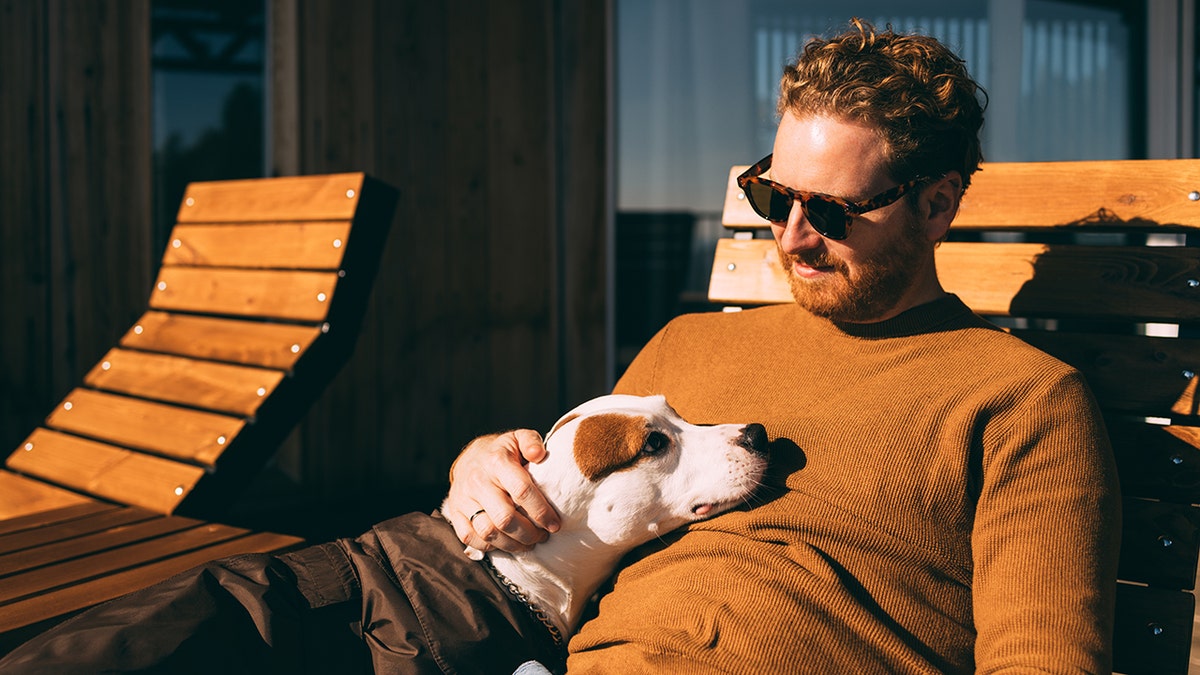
972, 369, 1122, 673
612, 322, 670, 395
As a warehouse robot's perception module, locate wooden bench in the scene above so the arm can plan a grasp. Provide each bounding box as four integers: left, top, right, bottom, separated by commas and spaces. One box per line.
709, 159, 1200, 675
0, 172, 397, 653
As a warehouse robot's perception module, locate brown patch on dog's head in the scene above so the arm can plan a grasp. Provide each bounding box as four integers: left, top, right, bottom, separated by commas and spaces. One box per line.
573, 413, 650, 481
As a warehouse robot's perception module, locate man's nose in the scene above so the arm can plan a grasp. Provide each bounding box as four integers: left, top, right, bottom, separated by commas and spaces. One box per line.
774, 201, 823, 252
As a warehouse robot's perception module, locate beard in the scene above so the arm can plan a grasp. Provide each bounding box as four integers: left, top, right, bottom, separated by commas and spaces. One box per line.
778, 214, 930, 322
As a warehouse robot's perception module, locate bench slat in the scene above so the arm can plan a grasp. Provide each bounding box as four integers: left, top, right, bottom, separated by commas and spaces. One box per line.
39, 388, 244, 465
1012, 332, 1200, 420
0, 507, 162, 562
711, 238, 1200, 323
722, 161, 1200, 231
149, 267, 339, 322
0, 474, 95, 522
119, 311, 321, 370
82, 348, 284, 417
0, 515, 200, 577
0, 527, 302, 632
7, 429, 205, 513
176, 172, 365, 223
162, 222, 352, 269
1113, 583, 1193, 675
0, 521, 253, 603
1108, 421, 1200, 503
1118, 499, 1200, 589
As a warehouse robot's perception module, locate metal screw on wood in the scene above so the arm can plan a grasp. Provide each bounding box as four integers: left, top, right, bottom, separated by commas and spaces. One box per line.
727, 263, 737, 271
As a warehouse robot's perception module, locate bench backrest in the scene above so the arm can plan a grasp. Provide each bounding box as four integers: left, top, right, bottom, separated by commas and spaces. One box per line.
710, 159, 1200, 675
3, 172, 397, 518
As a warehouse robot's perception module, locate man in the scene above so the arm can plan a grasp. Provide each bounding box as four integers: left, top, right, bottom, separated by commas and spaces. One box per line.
442, 19, 1121, 673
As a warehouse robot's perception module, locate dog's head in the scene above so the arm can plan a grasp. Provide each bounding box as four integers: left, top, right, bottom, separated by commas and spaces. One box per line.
530, 394, 768, 550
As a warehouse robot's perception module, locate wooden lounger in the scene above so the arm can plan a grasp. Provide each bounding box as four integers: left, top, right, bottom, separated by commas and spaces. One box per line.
0, 172, 397, 653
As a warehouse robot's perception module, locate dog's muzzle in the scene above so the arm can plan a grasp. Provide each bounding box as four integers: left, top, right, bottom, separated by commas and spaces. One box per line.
738, 423, 769, 456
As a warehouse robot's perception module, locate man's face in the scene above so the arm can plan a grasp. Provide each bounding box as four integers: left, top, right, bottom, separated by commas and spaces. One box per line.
769, 113, 941, 323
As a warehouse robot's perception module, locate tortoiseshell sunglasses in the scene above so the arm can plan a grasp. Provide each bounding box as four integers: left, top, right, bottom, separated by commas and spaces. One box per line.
736, 154, 933, 240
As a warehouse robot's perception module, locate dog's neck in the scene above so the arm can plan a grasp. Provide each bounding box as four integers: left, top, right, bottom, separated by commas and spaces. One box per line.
486, 520, 631, 639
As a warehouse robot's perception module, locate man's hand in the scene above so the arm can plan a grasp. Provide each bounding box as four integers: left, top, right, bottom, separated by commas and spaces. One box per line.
443, 430, 561, 555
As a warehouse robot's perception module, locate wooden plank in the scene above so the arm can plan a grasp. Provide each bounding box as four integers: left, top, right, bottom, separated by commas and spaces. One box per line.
938, 242, 1200, 321
722, 160, 1200, 231
176, 172, 364, 223
708, 238, 792, 305
0, 530, 303, 632
0, 500, 115, 537
38, 388, 244, 465
1117, 498, 1200, 589
148, 267, 339, 322
0, 507, 161, 563
6, 429, 205, 513
0, 514, 200, 578
0, 472, 94, 521
1012, 332, 1200, 419
1108, 421, 1200, 503
120, 311, 321, 371
161, 222, 351, 269
1113, 583, 1193, 675
0, 520, 250, 602
82, 348, 284, 417
955, 160, 1200, 230
709, 237, 1200, 323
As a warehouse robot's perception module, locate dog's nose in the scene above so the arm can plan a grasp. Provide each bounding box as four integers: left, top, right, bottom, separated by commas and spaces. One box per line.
737, 423, 769, 456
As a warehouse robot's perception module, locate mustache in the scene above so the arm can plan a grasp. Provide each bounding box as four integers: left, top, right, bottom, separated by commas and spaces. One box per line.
778, 247, 847, 273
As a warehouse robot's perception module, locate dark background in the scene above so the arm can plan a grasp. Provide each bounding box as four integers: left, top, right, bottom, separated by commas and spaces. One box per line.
0, 0, 613, 539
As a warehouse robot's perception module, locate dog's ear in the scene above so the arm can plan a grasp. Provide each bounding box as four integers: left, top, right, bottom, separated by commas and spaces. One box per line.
546, 412, 580, 440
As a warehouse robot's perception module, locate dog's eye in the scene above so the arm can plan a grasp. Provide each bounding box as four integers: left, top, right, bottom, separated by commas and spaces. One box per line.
641, 431, 670, 456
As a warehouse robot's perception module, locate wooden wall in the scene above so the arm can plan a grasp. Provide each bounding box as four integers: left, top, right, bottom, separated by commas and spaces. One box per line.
0, 0, 610, 536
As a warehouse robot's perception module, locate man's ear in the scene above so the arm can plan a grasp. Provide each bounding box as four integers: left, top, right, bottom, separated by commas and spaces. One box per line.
923, 171, 963, 242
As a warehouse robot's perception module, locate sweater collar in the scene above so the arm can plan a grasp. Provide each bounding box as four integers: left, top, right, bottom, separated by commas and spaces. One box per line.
802, 294, 978, 340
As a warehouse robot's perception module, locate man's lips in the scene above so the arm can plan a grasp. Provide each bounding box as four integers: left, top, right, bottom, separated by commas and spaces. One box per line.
790, 259, 835, 278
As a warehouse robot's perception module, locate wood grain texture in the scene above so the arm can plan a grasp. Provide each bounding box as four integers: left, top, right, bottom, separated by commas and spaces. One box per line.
39, 388, 244, 465
162, 222, 352, 269
82, 349, 284, 417
119, 311, 321, 371
7, 429, 205, 514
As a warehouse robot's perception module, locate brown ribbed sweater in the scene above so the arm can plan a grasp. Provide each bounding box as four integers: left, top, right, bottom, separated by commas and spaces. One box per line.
567, 296, 1121, 674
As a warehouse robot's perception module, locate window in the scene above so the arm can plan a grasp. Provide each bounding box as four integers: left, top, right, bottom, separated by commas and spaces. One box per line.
151, 0, 266, 249
613, 0, 1145, 375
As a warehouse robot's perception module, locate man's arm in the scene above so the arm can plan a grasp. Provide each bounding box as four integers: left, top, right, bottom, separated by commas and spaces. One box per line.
972, 370, 1121, 671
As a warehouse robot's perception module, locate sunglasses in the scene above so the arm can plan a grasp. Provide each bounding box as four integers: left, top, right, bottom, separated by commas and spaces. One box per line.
736, 154, 933, 240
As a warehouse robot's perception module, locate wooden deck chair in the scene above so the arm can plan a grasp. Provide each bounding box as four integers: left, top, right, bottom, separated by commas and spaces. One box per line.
710, 159, 1200, 675
0, 172, 397, 651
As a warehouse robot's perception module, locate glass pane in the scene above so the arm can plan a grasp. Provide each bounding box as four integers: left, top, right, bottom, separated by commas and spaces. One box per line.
151, 0, 265, 249
613, 0, 1142, 372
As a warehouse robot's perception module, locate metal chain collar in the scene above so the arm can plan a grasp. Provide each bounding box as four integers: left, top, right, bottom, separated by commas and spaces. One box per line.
481, 556, 565, 647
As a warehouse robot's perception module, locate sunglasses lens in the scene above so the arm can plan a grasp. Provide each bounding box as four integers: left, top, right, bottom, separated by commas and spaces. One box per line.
746, 182, 792, 222
804, 198, 848, 240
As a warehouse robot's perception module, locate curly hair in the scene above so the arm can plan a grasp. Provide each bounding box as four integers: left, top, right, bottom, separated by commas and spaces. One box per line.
778, 18, 987, 191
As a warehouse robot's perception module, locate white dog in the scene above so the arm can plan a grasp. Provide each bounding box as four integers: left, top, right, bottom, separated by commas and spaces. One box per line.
449, 393, 769, 643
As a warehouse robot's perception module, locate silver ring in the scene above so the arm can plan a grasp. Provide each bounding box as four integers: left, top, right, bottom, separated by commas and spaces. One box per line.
469, 509, 486, 523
